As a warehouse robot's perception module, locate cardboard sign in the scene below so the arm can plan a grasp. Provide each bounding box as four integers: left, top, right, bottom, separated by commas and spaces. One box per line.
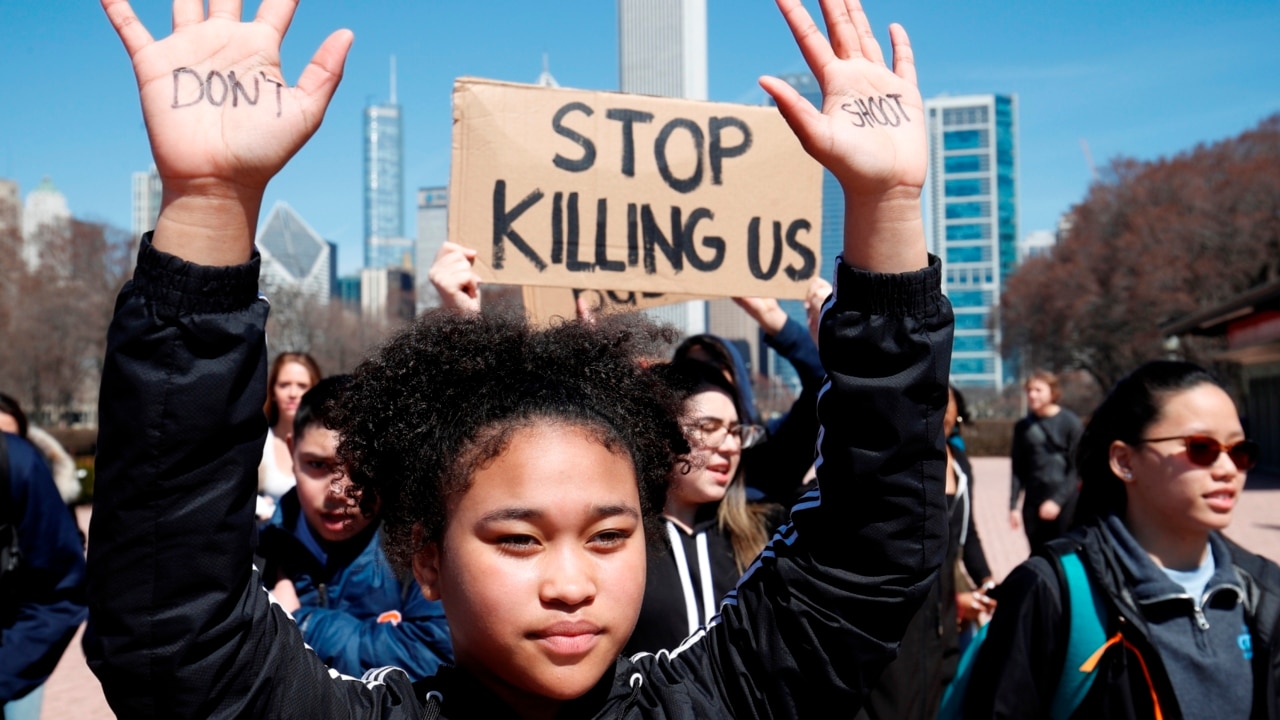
521, 286, 703, 325
449, 78, 823, 300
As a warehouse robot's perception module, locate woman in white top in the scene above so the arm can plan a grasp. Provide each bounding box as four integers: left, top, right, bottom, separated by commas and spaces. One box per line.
257, 352, 321, 518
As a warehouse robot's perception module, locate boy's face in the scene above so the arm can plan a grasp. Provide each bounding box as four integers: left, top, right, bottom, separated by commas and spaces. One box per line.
291, 425, 375, 543
414, 423, 646, 709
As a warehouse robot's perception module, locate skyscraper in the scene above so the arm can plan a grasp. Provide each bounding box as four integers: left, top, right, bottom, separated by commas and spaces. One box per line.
22, 177, 71, 271
924, 94, 1019, 388
257, 200, 334, 301
364, 57, 407, 270
131, 166, 162, 241
618, 0, 707, 100
415, 186, 448, 314
619, 0, 708, 337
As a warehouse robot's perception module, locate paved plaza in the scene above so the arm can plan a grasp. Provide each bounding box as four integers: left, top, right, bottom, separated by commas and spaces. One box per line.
37, 461, 1280, 719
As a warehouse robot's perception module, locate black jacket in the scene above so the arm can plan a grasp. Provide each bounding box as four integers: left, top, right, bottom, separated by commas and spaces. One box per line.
964, 520, 1280, 719
84, 238, 953, 719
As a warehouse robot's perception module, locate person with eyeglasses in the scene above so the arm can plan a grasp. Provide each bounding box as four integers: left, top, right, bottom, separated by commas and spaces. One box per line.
963, 360, 1279, 719
623, 358, 782, 657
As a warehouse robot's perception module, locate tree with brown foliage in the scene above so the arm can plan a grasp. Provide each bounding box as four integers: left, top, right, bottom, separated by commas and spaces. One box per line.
1002, 114, 1280, 391
0, 219, 131, 425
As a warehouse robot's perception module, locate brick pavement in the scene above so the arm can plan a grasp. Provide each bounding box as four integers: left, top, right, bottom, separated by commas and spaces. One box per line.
38, 462, 1280, 719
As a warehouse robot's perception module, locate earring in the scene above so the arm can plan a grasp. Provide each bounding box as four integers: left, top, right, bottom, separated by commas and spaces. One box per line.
1122, 470, 1132, 479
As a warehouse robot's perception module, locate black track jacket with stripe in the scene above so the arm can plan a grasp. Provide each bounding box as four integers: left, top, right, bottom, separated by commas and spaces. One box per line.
84, 237, 954, 719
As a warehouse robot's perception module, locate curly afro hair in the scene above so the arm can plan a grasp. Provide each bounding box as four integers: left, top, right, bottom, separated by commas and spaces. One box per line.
328, 309, 689, 575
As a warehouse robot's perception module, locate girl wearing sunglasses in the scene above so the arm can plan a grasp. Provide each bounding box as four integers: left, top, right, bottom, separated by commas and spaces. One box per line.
963, 360, 1278, 718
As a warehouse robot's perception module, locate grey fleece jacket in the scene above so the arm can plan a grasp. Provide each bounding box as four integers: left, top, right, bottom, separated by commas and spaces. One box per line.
1101, 515, 1253, 719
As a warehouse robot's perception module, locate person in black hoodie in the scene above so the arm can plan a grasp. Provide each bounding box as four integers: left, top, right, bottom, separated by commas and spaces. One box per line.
85, 0, 953, 717
624, 359, 784, 657
965, 361, 1280, 718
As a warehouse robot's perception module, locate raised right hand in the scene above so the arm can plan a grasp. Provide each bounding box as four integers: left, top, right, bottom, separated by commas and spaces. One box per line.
428, 242, 482, 314
102, 0, 352, 263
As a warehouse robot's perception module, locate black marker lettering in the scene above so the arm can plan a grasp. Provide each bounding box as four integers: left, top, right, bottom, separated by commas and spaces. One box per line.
260, 72, 283, 117
654, 118, 704, 194
641, 204, 683, 275
171, 68, 204, 108
627, 203, 639, 267
492, 180, 547, 271
606, 108, 654, 177
709, 116, 752, 186
565, 192, 592, 272
746, 217, 783, 280
866, 96, 889, 126
886, 94, 909, 122
205, 70, 229, 107
552, 102, 596, 173
840, 103, 867, 128
228, 71, 259, 107
784, 219, 816, 281
607, 291, 639, 305
594, 199, 624, 272
854, 99, 877, 126
550, 192, 565, 265
681, 208, 724, 271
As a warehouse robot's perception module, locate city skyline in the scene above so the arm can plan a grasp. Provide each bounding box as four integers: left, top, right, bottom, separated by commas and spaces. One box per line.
2, 2, 1277, 277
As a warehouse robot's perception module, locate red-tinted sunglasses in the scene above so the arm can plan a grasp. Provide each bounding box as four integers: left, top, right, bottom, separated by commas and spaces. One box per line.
1139, 435, 1260, 471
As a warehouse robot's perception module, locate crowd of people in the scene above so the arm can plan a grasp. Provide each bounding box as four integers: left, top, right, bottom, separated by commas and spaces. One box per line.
1, 0, 1276, 718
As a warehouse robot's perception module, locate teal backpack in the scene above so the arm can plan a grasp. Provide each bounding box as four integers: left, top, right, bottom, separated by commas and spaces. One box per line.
937, 546, 1109, 720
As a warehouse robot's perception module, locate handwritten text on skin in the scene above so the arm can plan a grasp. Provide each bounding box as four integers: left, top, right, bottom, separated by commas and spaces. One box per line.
170, 68, 284, 117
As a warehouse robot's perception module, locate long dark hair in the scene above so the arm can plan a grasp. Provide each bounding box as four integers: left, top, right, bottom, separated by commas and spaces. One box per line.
0, 393, 29, 438
1074, 360, 1226, 527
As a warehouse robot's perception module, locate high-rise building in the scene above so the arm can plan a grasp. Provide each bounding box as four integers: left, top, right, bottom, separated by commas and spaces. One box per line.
361, 266, 415, 323
415, 186, 448, 314
619, 0, 709, 338
1018, 229, 1056, 263
619, 0, 707, 100
257, 200, 334, 301
924, 93, 1018, 388
22, 177, 71, 271
131, 166, 162, 241
364, 57, 406, 270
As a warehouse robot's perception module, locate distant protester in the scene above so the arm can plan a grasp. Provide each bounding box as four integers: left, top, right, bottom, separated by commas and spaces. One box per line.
1009, 369, 1084, 550
1, 395, 87, 720
258, 352, 322, 519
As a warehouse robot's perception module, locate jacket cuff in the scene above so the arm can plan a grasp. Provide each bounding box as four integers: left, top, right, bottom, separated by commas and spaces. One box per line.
833, 254, 943, 316
131, 232, 261, 317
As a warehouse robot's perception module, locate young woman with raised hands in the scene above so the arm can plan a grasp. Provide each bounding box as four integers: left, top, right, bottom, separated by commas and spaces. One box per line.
86, 0, 953, 718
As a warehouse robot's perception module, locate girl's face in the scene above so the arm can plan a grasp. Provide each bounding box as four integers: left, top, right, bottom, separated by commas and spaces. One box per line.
1114, 383, 1247, 540
0, 412, 18, 435
273, 361, 313, 422
1025, 379, 1053, 415
413, 423, 646, 711
669, 389, 742, 513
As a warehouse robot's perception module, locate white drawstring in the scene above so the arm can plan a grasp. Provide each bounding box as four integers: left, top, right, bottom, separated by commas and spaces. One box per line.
666, 521, 719, 636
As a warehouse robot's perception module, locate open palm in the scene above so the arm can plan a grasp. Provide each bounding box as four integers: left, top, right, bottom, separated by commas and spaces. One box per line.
762, 0, 926, 197
102, 0, 352, 193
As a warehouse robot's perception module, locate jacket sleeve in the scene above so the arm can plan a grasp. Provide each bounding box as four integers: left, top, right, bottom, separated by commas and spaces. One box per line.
0, 436, 87, 701
1048, 412, 1085, 507
961, 467, 994, 584
763, 316, 825, 394
745, 317, 825, 504
963, 556, 1065, 717
1009, 420, 1028, 510
294, 585, 453, 681
642, 255, 953, 717
84, 238, 422, 719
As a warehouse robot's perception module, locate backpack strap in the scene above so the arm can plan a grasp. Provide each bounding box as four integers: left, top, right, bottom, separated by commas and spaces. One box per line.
1048, 546, 1109, 720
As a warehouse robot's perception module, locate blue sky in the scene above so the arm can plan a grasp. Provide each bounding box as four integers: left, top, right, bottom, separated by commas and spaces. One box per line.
2, 1, 1277, 275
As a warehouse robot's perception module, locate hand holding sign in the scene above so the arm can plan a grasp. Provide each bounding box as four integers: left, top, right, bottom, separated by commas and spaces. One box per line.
101, 0, 352, 265
428, 242, 483, 314
761, 0, 927, 274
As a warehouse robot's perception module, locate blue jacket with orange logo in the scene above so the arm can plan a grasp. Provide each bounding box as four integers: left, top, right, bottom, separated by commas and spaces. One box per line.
258, 489, 452, 681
